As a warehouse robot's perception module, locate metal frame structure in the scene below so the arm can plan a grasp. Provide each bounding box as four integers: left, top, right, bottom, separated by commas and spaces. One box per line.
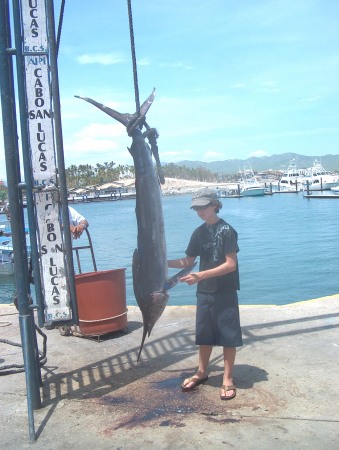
0, 0, 78, 441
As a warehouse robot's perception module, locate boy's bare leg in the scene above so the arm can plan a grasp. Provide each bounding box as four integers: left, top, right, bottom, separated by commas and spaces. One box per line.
198, 345, 213, 375
182, 345, 212, 389
221, 347, 236, 398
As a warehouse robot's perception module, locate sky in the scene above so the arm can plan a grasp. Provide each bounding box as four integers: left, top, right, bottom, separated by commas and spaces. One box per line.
0, 0, 339, 181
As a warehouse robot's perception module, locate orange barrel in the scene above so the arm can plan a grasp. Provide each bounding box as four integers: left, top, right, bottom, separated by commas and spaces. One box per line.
75, 268, 127, 336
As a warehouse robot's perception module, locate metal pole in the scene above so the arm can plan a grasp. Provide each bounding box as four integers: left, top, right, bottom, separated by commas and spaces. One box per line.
46, 0, 78, 323
0, 0, 41, 442
11, 0, 44, 396
11, 0, 46, 396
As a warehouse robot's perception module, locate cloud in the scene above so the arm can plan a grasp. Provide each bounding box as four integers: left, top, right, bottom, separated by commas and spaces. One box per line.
304, 95, 322, 103
249, 150, 270, 157
231, 80, 280, 93
64, 123, 130, 166
137, 58, 150, 66
257, 80, 280, 93
161, 149, 194, 160
77, 53, 125, 65
159, 61, 193, 70
74, 122, 124, 140
231, 83, 247, 89
204, 151, 226, 160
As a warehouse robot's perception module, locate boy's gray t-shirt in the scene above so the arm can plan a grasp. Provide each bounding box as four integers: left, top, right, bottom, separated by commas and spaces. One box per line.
186, 218, 240, 294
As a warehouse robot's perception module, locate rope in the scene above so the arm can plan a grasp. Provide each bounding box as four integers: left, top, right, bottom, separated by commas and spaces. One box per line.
127, 0, 141, 116
0, 324, 47, 376
143, 126, 165, 185
79, 309, 128, 323
125, 2, 164, 181
56, 0, 66, 58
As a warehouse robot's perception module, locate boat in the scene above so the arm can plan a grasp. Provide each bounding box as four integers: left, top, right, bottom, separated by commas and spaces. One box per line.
241, 183, 265, 196
0, 260, 14, 276
303, 159, 339, 191
0, 220, 12, 236
330, 186, 339, 194
279, 159, 307, 191
0, 236, 14, 276
307, 176, 339, 191
0, 231, 31, 277
215, 186, 243, 198
239, 166, 265, 196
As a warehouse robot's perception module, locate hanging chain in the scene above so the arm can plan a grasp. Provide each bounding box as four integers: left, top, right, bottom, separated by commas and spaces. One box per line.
127, 0, 141, 116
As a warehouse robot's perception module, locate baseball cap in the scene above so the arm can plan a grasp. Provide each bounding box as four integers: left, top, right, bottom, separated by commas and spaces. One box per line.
190, 188, 217, 208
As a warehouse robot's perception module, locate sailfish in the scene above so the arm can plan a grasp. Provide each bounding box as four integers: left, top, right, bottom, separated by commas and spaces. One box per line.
76, 90, 195, 361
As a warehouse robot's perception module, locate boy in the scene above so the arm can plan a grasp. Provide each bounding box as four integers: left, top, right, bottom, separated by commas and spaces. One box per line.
168, 188, 242, 400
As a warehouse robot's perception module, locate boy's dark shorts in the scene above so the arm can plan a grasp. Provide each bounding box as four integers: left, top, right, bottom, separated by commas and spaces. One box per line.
195, 290, 243, 347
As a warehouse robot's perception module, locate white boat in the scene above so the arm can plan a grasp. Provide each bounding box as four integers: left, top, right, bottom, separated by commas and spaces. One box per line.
0, 260, 14, 276
0, 220, 11, 235
0, 237, 14, 276
330, 186, 339, 194
307, 176, 339, 191
215, 186, 242, 198
241, 184, 266, 196
0, 237, 13, 258
240, 166, 265, 196
0, 222, 31, 276
304, 160, 339, 191
279, 159, 307, 191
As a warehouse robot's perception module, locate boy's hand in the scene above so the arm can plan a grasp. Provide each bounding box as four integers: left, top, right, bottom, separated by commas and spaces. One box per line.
180, 272, 201, 285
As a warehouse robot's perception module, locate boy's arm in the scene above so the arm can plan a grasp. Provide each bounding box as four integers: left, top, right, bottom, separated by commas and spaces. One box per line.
168, 256, 196, 269
180, 252, 237, 285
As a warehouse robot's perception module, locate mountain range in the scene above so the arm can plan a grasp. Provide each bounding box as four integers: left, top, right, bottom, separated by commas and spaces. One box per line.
176, 152, 339, 175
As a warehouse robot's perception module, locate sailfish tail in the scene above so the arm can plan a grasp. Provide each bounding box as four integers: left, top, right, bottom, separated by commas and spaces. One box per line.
75, 89, 156, 132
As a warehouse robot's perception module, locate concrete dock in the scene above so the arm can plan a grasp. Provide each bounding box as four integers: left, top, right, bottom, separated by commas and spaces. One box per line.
1, 295, 338, 449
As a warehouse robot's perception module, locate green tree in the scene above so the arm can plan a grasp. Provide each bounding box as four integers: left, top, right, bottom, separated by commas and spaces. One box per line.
0, 185, 8, 203
65, 161, 227, 189
94, 161, 119, 184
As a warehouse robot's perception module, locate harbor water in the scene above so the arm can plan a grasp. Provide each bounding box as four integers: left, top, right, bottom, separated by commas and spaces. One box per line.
0, 192, 338, 306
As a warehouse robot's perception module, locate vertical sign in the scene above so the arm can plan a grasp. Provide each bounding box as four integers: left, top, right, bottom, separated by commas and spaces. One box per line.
21, 0, 71, 321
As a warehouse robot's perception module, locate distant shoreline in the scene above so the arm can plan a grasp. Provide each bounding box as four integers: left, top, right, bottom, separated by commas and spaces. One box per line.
67, 177, 236, 203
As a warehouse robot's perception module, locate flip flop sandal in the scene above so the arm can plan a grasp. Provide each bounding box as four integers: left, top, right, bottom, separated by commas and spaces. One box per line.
181, 376, 208, 392
220, 384, 236, 400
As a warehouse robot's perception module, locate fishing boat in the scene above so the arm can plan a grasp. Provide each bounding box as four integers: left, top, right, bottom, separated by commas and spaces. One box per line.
330, 186, 339, 194
279, 159, 307, 191
303, 160, 339, 191
215, 186, 243, 198
239, 166, 265, 196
